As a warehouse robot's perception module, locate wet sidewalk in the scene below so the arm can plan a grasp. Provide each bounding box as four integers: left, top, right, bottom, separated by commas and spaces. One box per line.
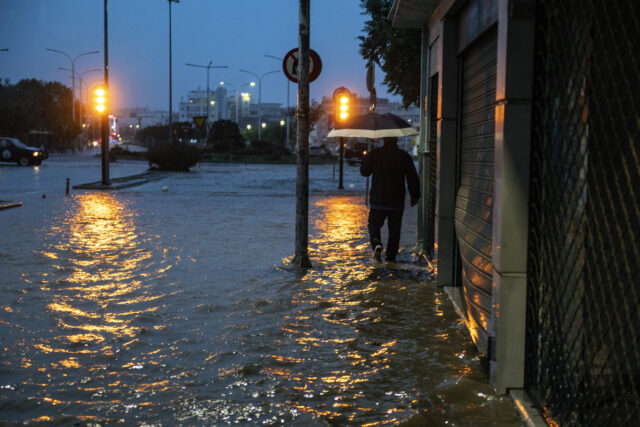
0, 157, 521, 425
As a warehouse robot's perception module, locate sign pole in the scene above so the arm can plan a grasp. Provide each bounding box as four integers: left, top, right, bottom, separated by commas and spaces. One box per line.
338, 137, 344, 189
101, 0, 110, 185
293, 0, 312, 268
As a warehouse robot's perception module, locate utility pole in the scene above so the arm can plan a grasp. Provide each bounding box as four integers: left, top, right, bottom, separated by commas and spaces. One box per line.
240, 69, 279, 140
186, 61, 228, 143
168, 0, 179, 143
293, 0, 312, 268
339, 137, 344, 189
101, 0, 110, 185
265, 54, 291, 150
46, 48, 99, 124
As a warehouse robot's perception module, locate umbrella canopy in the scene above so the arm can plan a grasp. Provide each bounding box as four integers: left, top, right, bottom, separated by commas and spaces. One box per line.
327, 112, 418, 139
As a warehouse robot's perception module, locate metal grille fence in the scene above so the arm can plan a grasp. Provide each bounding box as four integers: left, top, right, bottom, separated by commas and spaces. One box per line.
526, 0, 640, 425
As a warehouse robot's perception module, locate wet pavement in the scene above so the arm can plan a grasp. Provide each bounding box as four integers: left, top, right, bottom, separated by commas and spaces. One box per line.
0, 152, 522, 425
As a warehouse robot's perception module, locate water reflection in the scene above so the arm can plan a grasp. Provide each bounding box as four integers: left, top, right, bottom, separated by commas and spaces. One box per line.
1, 172, 520, 425
29, 193, 173, 413
260, 196, 428, 423
42, 193, 159, 347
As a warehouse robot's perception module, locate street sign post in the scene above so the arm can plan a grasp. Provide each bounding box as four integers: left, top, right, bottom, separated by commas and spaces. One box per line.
193, 116, 207, 130
282, 48, 322, 83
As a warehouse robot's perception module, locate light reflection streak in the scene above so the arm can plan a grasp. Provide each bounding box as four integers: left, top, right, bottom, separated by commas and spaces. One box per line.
267, 196, 426, 423
26, 193, 171, 409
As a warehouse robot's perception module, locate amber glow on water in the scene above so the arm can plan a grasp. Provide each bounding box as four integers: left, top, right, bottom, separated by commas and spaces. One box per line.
42, 194, 164, 350
0, 164, 520, 425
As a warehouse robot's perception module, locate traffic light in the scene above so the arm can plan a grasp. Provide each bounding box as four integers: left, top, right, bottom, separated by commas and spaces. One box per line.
92, 85, 107, 114
333, 87, 353, 123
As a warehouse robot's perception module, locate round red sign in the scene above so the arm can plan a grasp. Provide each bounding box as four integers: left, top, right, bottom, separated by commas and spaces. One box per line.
282, 48, 322, 83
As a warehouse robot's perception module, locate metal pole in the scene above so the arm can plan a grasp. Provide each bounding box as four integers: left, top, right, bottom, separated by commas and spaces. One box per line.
338, 137, 344, 189
168, 0, 173, 144
235, 90, 239, 123
71, 60, 76, 124
258, 76, 262, 140
286, 80, 290, 150
265, 54, 290, 149
293, 0, 312, 268
365, 140, 372, 205
101, 0, 110, 185
78, 69, 100, 126
206, 61, 211, 143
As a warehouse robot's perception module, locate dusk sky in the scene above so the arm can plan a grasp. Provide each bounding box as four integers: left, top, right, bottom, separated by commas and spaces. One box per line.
0, 0, 398, 112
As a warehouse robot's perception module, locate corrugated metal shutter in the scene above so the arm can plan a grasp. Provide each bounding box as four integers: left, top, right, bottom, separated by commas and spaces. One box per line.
455, 27, 497, 354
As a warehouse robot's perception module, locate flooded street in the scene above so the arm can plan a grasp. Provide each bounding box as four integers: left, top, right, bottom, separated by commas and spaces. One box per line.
0, 154, 521, 425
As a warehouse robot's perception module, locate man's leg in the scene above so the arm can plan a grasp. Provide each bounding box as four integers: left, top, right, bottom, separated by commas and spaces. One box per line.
368, 209, 386, 251
385, 210, 403, 261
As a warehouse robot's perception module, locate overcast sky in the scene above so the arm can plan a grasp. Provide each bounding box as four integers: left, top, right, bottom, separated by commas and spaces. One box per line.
0, 0, 397, 111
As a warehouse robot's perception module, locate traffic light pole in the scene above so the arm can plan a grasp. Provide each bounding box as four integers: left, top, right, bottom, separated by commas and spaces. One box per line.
293, 0, 312, 268
338, 137, 344, 189
101, 0, 110, 185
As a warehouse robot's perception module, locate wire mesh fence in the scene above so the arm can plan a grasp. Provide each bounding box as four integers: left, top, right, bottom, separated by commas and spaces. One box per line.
527, 0, 640, 425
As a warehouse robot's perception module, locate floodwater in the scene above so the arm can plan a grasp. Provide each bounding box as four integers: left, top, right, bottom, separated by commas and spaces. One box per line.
0, 153, 521, 425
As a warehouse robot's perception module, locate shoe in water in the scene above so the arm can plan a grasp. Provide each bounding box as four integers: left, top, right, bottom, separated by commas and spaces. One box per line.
373, 245, 383, 262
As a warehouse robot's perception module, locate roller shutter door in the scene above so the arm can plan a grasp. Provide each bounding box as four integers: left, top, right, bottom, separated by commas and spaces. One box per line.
454, 27, 497, 354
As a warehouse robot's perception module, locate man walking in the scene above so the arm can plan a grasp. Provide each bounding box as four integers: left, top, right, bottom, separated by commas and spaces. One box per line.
360, 137, 420, 262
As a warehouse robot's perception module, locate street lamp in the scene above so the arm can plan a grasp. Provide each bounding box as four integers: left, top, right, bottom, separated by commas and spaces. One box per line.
219, 81, 254, 124
168, 0, 179, 143
60, 67, 101, 125
239, 69, 279, 140
46, 48, 99, 123
265, 54, 291, 150
186, 61, 228, 142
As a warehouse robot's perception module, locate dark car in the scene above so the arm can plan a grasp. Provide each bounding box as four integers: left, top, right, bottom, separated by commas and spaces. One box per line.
0, 137, 47, 166
345, 141, 373, 165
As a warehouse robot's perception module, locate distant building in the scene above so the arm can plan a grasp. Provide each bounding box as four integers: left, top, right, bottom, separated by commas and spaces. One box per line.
114, 107, 176, 128
178, 86, 287, 131
178, 88, 219, 124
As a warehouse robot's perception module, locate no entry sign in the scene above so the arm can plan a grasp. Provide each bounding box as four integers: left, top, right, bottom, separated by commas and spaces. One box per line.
282, 48, 322, 83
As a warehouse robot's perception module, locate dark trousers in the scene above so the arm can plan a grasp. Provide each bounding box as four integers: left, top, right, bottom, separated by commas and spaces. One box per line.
368, 209, 403, 261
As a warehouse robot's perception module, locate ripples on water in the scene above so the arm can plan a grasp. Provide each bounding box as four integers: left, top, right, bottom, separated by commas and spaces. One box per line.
0, 164, 520, 425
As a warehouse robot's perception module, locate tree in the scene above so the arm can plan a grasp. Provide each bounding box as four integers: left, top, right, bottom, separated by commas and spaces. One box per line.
208, 119, 245, 153
0, 78, 81, 150
359, 0, 422, 107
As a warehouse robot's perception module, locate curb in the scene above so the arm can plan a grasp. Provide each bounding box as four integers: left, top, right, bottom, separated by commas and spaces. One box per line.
73, 172, 166, 190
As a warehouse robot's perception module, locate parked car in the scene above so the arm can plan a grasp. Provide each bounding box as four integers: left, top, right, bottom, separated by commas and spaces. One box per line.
0, 137, 47, 166
309, 145, 330, 157
345, 141, 370, 165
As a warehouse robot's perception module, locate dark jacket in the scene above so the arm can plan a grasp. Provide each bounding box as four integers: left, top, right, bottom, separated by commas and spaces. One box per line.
360, 141, 420, 209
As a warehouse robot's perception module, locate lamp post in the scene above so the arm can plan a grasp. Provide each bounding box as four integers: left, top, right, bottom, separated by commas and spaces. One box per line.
239, 69, 279, 140
265, 54, 291, 150
60, 67, 101, 126
168, 0, 179, 143
219, 81, 254, 124
46, 48, 99, 124
186, 61, 228, 142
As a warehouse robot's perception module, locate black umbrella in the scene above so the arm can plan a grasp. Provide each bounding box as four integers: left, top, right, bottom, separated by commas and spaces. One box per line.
327, 112, 418, 139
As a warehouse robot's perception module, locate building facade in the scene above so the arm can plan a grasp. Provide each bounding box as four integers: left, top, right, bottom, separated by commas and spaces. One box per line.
178, 88, 220, 124
391, 0, 639, 425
